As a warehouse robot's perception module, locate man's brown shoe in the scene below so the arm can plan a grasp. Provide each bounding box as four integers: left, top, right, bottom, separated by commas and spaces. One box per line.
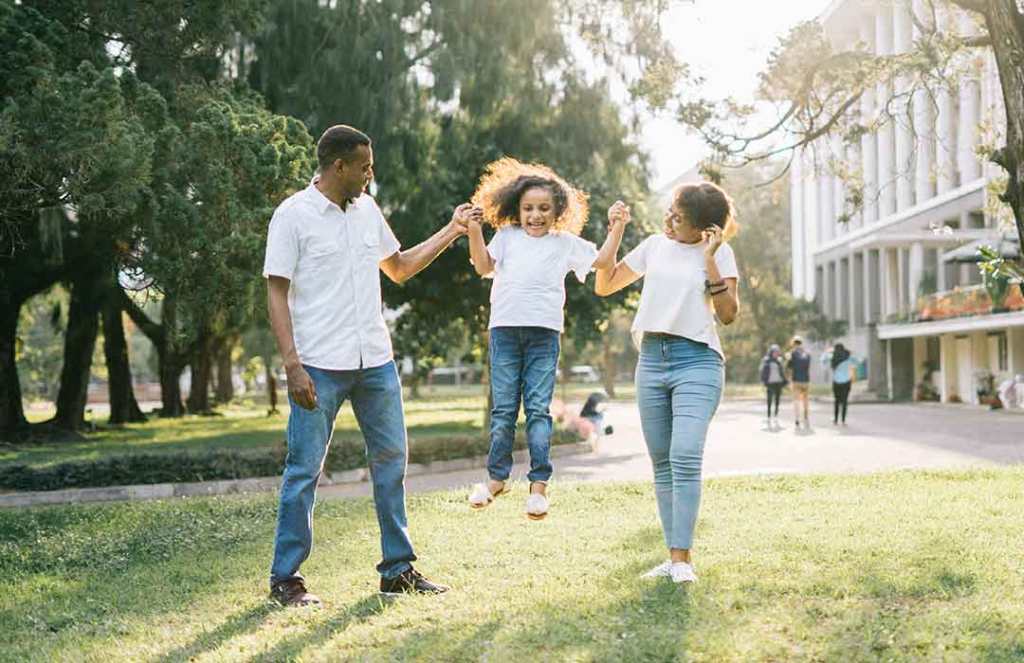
270, 578, 322, 607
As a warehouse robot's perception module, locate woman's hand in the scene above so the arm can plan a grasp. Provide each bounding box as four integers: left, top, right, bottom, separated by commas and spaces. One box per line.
607, 200, 631, 231
702, 225, 723, 257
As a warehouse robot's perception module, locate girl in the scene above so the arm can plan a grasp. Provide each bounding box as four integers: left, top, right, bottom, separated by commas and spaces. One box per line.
465, 158, 619, 519
594, 181, 740, 584
830, 343, 855, 425
759, 344, 787, 429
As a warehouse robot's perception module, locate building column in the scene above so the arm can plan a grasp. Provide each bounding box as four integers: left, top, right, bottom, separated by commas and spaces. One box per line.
860, 16, 879, 225
893, 0, 915, 210
819, 156, 834, 244
802, 149, 819, 300
876, 4, 897, 218
912, 0, 937, 206
879, 248, 890, 319
935, 7, 957, 194
957, 13, 982, 183
831, 134, 845, 232
790, 152, 803, 298
909, 242, 925, 313
936, 249, 947, 292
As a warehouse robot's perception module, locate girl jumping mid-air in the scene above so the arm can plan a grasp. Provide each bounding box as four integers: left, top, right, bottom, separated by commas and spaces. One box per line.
465, 157, 622, 519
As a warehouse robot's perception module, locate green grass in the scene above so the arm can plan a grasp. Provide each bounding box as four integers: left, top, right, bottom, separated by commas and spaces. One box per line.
2, 469, 1024, 661
4, 396, 486, 469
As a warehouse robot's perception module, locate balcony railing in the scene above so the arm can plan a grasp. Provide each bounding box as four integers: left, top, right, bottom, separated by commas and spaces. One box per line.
912, 283, 1024, 323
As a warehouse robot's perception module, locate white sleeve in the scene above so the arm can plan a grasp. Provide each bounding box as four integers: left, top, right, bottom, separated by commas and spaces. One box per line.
622, 235, 654, 275
370, 197, 401, 260
262, 208, 298, 280
714, 242, 740, 281
486, 226, 506, 264
566, 235, 599, 283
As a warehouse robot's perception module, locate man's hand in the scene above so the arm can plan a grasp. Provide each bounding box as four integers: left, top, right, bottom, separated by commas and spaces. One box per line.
449, 203, 482, 236
286, 363, 317, 410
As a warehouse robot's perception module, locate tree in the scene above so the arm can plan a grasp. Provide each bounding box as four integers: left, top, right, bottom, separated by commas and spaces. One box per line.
677, 0, 1024, 280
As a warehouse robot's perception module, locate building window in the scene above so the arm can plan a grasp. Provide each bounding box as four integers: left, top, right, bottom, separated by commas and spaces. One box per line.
987, 332, 1008, 373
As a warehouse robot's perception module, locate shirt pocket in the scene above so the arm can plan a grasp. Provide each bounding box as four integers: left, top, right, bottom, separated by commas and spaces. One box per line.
361, 229, 381, 262
303, 240, 341, 272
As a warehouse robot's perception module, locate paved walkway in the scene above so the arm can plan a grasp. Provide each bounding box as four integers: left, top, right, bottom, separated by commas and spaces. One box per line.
319, 398, 1024, 500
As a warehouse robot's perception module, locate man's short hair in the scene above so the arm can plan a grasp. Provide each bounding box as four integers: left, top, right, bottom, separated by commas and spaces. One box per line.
316, 125, 371, 170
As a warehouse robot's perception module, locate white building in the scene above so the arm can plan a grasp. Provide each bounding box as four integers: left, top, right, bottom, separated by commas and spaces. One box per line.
790, 0, 1024, 403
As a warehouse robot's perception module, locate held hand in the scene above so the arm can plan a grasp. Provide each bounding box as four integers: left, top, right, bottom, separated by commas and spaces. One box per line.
450, 203, 482, 236
286, 364, 318, 410
702, 225, 723, 257
607, 200, 631, 230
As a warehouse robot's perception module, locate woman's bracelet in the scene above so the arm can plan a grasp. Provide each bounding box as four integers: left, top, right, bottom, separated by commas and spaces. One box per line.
704, 279, 725, 292
709, 285, 729, 296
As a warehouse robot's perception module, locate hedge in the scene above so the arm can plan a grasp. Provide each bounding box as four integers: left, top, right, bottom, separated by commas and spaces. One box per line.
0, 429, 580, 492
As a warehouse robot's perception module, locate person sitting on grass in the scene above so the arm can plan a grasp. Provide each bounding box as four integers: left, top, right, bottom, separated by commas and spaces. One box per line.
464, 157, 622, 519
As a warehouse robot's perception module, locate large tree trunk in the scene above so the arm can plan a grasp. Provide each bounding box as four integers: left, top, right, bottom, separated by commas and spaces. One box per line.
0, 294, 29, 438
102, 286, 145, 425
214, 334, 235, 404
187, 328, 214, 413
50, 271, 103, 432
984, 0, 1024, 250
265, 361, 278, 415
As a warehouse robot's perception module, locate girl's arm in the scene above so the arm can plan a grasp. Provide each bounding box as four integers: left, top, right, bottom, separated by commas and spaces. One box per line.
467, 217, 495, 277
702, 226, 739, 325
595, 201, 642, 296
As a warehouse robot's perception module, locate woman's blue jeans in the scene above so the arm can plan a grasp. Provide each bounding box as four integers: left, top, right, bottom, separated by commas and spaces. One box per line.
270, 361, 416, 584
487, 326, 560, 484
635, 334, 724, 550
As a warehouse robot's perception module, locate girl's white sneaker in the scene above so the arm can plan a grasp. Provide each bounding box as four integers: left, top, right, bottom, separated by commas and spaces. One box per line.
670, 562, 698, 584
525, 493, 549, 520
640, 560, 673, 578
468, 483, 497, 509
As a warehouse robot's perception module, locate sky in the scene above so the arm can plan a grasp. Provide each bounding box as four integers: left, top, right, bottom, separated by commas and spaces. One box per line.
641, 0, 827, 190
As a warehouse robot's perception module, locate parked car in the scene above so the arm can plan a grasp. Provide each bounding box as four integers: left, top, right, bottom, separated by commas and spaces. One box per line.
568, 365, 600, 383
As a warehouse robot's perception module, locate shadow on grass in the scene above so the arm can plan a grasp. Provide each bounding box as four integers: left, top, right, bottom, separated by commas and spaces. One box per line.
245, 593, 393, 662
155, 603, 276, 663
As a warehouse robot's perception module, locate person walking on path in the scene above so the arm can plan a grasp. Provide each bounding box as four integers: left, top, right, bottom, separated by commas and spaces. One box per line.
759, 344, 787, 429
464, 158, 620, 519
594, 181, 740, 585
263, 125, 472, 606
786, 336, 812, 430
830, 343, 855, 426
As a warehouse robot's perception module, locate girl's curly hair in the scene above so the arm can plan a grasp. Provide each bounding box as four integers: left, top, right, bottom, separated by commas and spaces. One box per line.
470, 157, 589, 235
673, 181, 740, 241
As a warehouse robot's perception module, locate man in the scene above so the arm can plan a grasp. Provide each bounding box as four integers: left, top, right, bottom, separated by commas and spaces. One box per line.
263, 124, 478, 606
786, 335, 812, 430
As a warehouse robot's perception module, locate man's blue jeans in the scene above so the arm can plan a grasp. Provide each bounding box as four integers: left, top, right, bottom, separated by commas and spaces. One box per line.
487, 326, 559, 484
270, 361, 415, 584
635, 334, 724, 550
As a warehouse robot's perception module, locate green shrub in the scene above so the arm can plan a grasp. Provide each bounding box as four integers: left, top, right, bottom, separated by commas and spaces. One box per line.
0, 429, 581, 492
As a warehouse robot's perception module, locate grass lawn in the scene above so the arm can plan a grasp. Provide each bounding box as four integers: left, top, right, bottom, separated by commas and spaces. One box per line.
2, 469, 1023, 661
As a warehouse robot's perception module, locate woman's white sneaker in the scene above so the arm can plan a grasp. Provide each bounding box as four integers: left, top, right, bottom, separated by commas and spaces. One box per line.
468, 483, 496, 509
669, 562, 698, 584
641, 560, 673, 578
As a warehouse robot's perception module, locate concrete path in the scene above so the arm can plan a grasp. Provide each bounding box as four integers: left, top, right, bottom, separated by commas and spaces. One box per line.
318, 398, 1024, 500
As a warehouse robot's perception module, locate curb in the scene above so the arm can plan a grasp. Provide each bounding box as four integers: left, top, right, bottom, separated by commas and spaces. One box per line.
0, 440, 595, 509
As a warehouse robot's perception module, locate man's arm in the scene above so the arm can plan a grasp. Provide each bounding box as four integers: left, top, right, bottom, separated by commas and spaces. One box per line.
379, 204, 477, 284
267, 276, 317, 410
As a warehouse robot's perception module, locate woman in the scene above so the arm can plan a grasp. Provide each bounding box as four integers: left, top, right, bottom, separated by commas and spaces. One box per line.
830, 343, 855, 425
595, 182, 740, 584
759, 344, 787, 428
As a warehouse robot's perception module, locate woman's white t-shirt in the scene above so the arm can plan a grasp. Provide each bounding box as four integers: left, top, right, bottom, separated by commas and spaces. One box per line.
623, 233, 739, 360
485, 226, 598, 332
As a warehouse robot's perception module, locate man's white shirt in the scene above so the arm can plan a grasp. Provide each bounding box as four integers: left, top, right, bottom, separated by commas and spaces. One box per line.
262, 182, 400, 370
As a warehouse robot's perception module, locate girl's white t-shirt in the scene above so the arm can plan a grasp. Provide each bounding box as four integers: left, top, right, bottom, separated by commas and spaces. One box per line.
484, 225, 598, 332
623, 233, 739, 360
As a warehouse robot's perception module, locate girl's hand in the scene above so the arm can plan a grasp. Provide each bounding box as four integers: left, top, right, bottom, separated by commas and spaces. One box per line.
702, 225, 723, 257
607, 200, 631, 230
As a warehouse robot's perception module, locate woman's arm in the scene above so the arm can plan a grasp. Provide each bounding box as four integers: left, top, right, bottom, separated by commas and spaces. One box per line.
702, 227, 739, 325
467, 217, 495, 277
594, 201, 642, 296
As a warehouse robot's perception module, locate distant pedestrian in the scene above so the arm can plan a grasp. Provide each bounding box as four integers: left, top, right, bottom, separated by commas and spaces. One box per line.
786, 335, 812, 429
830, 343, 855, 425
759, 344, 786, 429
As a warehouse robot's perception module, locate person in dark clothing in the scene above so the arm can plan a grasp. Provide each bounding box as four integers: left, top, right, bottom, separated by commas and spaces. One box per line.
830, 343, 855, 425
759, 344, 787, 429
580, 392, 614, 436
786, 335, 812, 429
